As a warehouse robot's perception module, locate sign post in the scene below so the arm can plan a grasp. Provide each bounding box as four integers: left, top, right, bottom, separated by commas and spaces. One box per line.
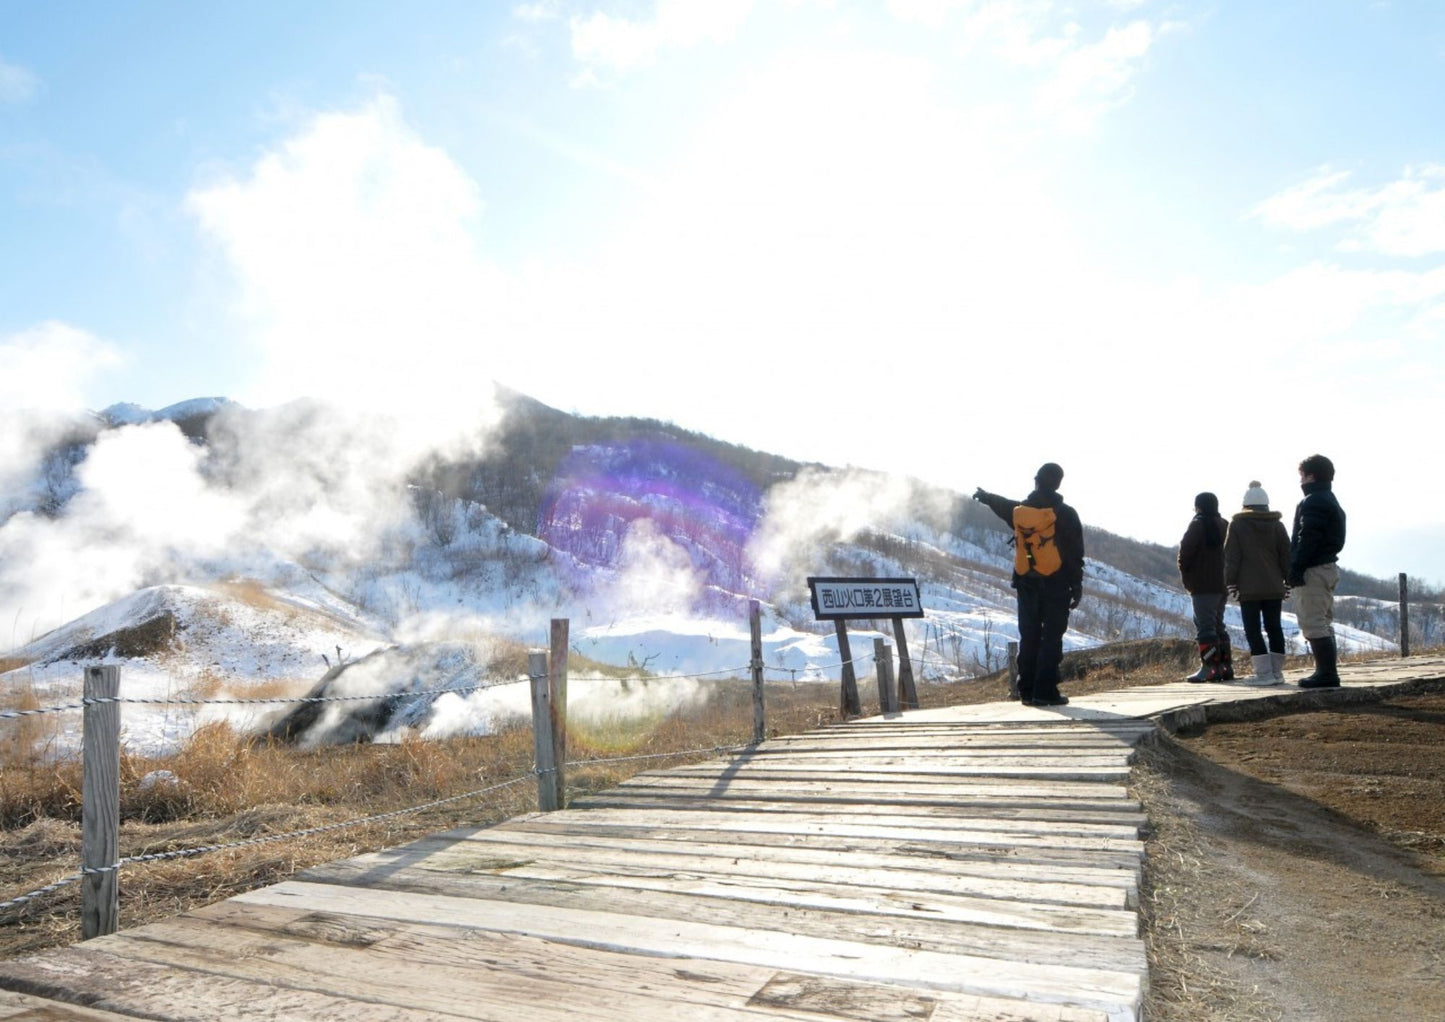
807, 577, 924, 718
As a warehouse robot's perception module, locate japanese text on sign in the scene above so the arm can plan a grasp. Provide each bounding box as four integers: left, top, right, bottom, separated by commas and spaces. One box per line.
807, 577, 924, 620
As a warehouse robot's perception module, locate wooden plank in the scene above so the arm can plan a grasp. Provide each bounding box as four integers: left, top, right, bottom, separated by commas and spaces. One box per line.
441, 825, 1141, 897
602, 778, 1147, 821
305, 845, 1138, 936
490, 806, 1146, 859
0, 946, 456, 1021
0, 989, 144, 1020
643, 767, 1136, 798
486, 817, 1145, 878
572, 793, 1146, 834
648, 761, 1133, 782
233, 881, 1144, 1016
293, 863, 1145, 973
347, 830, 1134, 908
80, 901, 1113, 1022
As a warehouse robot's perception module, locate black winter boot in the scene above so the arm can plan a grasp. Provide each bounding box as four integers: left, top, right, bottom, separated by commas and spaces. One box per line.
1218, 638, 1235, 681
1299, 635, 1341, 689
1185, 642, 1220, 683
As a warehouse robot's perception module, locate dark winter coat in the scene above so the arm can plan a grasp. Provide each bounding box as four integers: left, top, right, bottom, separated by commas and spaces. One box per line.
1224, 510, 1290, 601
1178, 512, 1227, 595
1289, 481, 1346, 585
976, 488, 1085, 597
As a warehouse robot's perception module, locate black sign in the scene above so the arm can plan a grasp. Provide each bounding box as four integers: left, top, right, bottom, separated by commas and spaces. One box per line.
807, 576, 923, 621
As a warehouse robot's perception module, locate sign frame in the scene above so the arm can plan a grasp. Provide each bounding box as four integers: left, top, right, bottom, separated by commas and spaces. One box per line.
806, 576, 924, 621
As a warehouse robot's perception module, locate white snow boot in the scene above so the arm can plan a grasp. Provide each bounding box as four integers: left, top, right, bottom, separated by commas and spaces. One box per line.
1247, 654, 1277, 685
1270, 652, 1288, 682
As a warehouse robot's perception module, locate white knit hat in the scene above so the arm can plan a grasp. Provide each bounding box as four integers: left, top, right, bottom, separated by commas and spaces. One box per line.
1242, 480, 1269, 507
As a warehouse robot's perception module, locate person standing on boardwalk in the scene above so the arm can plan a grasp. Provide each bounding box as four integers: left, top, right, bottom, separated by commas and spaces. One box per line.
1224, 481, 1292, 684
1178, 492, 1233, 682
973, 463, 1085, 707
1290, 454, 1347, 688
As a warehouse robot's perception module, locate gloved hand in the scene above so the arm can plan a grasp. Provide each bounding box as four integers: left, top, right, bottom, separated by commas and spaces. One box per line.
1287, 575, 1304, 589
972, 487, 987, 502
1069, 587, 1082, 610
1227, 585, 1239, 601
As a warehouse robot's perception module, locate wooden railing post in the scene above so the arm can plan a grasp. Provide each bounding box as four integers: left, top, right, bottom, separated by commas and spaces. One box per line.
1007, 641, 1019, 700
528, 651, 558, 812
81, 665, 120, 940
1399, 573, 1410, 658
892, 617, 918, 709
874, 638, 897, 714
749, 600, 766, 743
835, 621, 861, 718
549, 619, 569, 808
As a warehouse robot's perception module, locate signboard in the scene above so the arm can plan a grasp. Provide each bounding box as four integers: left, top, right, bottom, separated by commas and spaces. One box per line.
807, 576, 924, 621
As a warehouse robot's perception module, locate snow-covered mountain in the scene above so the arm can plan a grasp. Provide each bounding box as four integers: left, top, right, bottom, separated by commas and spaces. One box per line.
0, 389, 1411, 753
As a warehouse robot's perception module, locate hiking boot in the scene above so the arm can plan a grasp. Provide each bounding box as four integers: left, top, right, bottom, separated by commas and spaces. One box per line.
1185, 642, 1221, 682
1218, 639, 1235, 681
1299, 635, 1341, 689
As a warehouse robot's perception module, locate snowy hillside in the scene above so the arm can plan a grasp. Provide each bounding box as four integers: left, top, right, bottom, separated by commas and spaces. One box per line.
0, 391, 1406, 753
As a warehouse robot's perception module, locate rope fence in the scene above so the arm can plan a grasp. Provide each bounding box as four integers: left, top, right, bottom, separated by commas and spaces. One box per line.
1, 657, 904, 722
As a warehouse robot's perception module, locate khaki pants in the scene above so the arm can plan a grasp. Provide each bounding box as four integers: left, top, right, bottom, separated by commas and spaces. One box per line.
1292, 563, 1339, 639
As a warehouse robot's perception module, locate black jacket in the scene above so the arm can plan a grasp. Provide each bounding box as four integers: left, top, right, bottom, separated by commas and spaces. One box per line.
976, 488, 1085, 594
1178, 512, 1228, 595
1289, 481, 1346, 584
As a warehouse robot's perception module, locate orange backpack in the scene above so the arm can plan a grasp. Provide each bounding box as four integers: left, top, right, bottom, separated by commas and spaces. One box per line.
1012, 505, 1063, 577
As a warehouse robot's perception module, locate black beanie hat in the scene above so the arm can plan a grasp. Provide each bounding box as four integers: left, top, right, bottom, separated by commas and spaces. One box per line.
1195, 492, 1219, 514
1034, 462, 1064, 492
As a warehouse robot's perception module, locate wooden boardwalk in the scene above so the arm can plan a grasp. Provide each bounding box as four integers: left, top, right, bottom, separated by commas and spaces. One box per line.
3, 655, 1443, 1022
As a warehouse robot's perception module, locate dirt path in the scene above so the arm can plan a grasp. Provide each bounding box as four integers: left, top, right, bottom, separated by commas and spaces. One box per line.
1134, 692, 1445, 1021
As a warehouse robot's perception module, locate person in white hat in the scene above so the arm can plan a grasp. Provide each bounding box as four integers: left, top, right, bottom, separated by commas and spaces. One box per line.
1224, 481, 1291, 683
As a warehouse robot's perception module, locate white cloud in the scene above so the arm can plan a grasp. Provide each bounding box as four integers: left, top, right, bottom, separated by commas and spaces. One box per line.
0, 322, 122, 412
1253, 165, 1445, 257
0, 57, 38, 104
569, 0, 755, 74
0, 323, 123, 504
185, 94, 507, 458
1034, 20, 1154, 131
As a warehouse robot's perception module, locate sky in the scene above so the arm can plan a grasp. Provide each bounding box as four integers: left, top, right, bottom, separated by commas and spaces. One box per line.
3, 0, 1444, 587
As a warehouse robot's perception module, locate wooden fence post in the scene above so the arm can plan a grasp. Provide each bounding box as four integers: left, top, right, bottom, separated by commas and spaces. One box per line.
1007, 641, 1019, 700
549, 619, 569, 808
835, 620, 861, 718
528, 651, 558, 812
1399, 573, 1410, 659
81, 665, 120, 940
891, 617, 918, 709
749, 600, 766, 743
874, 638, 896, 714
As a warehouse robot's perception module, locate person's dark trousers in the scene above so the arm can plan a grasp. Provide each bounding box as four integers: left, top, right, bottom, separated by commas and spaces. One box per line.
1240, 599, 1286, 655
1016, 577, 1072, 702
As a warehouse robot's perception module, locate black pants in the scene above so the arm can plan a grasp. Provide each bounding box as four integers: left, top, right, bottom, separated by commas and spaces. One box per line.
1016, 577, 1072, 701
1239, 599, 1285, 655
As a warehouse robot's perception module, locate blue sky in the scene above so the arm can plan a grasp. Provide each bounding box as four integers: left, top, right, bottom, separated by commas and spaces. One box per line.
3, 1, 1444, 586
